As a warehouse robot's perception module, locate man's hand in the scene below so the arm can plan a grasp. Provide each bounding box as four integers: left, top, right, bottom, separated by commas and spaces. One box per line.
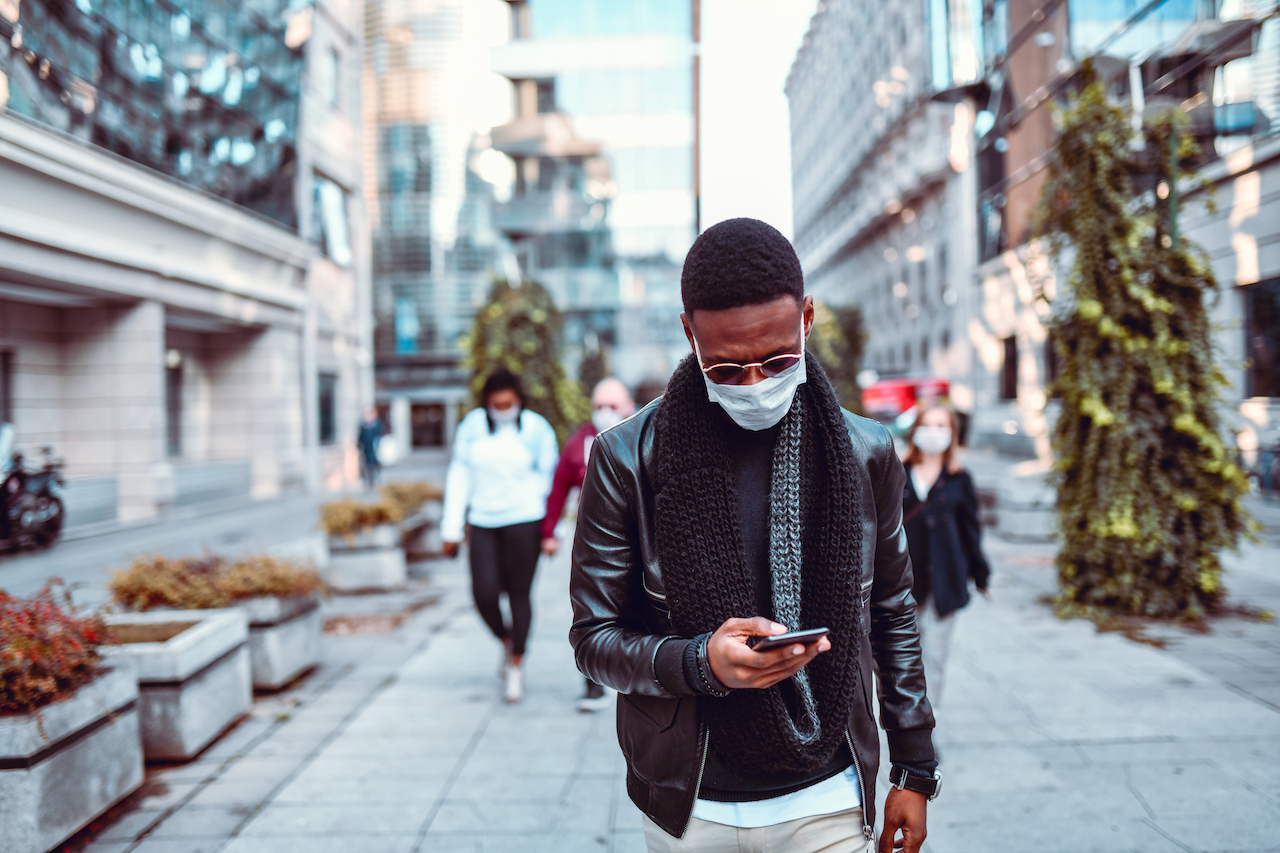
706, 617, 831, 690
442, 541, 460, 559
879, 788, 927, 853
541, 537, 559, 556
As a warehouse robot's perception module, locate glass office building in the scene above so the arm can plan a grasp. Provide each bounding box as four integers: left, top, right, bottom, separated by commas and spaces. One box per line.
0, 0, 308, 227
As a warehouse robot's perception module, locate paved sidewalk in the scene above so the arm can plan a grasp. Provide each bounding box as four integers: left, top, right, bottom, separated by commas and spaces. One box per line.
73, 532, 1280, 852
928, 537, 1280, 853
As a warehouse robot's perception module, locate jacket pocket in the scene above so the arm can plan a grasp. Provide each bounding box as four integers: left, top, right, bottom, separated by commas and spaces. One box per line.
859, 576, 874, 607
619, 692, 681, 732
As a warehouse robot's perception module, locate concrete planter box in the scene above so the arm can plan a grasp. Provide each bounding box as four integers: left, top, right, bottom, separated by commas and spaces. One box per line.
0, 667, 144, 853
995, 480, 1057, 542
326, 524, 406, 591
102, 609, 251, 761
401, 500, 444, 560
237, 595, 322, 691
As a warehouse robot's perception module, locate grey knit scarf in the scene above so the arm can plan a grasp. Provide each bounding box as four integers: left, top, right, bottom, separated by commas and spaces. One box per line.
653, 352, 865, 776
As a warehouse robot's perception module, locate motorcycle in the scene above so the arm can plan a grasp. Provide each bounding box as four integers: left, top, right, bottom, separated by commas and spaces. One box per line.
0, 423, 65, 551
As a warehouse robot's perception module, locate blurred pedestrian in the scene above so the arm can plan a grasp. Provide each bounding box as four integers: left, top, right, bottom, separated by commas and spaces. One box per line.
542, 377, 636, 712
901, 404, 991, 709
570, 219, 937, 853
357, 406, 384, 491
441, 370, 559, 704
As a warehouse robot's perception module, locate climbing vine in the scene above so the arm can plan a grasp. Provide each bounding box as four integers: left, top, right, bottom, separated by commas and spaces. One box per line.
1034, 77, 1250, 620
463, 278, 590, 444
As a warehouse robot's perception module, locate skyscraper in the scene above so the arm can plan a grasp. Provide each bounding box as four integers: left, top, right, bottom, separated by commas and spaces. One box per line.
491, 0, 697, 385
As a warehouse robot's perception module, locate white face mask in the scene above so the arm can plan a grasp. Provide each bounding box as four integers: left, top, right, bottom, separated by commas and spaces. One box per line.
488, 405, 520, 426
698, 323, 808, 431
913, 426, 952, 455
592, 407, 625, 433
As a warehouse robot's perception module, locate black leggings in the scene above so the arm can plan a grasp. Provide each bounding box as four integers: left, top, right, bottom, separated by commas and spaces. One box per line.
468, 521, 541, 657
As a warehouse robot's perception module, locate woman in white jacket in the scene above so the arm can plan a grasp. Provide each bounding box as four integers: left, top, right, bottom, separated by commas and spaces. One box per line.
441, 370, 559, 703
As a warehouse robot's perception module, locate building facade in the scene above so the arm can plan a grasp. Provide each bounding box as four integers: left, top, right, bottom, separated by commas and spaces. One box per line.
970, 0, 1280, 459
491, 0, 698, 387
0, 0, 371, 527
787, 0, 984, 424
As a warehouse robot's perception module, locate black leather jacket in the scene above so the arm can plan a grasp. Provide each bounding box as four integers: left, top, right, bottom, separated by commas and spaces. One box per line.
569, 399, 935, 838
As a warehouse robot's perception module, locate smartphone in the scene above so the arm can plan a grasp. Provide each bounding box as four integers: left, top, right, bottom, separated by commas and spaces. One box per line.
749, 627, 830, 652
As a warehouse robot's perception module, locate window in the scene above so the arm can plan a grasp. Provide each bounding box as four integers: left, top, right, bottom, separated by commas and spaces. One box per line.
556, 68, 693, 116
317, 47, 340, 107
313, 175, 353, 266
318, 373, 338, 445
1246, 279, 1280, 398
165, 356, 183, 457
1000, 335, 1018, 400
536, 79, 556, 113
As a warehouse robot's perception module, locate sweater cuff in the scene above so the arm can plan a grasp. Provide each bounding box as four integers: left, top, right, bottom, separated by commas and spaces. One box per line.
654, 637, 699, 696
886, 728, 936, 766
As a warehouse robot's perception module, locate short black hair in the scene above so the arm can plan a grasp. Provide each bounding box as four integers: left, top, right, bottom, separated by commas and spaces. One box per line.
680, 218, 804, 313
481, 369, 525, 406
481, 369, 525, 433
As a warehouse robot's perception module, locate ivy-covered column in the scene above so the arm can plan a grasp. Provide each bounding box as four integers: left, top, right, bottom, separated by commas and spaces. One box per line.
1034, 78, 1250, 620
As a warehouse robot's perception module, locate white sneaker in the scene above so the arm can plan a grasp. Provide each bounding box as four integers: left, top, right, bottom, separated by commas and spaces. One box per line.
498, 638, 513, 679
504, 664, 523, 704
576, 692, 611, 713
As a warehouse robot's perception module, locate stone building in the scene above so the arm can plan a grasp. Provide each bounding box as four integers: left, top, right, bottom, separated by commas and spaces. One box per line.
0, 0, 371, 528
786, 0, 984, 421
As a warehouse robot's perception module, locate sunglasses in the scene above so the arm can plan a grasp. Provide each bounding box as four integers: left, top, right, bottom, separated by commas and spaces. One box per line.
693, 338, 805, 386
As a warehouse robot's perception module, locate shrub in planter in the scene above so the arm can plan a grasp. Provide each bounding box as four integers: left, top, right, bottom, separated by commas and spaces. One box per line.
319, 500, 407, 591
379, 481, 443, 519
1, 581, 106, 714
319, 498, 402, 541
1, 582, 143, 853
109, 556, 326, 692
381, 481, 445, 559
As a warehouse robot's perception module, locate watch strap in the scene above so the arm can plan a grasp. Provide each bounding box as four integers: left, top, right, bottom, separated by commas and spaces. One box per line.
890, 765, 941, 800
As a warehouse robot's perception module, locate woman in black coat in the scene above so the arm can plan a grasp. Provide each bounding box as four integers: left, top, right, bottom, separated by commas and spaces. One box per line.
901, 403, 990, 707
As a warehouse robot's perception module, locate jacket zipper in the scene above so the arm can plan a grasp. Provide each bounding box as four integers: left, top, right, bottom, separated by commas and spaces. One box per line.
846, 731, 874, 840
682, 725, 710, 834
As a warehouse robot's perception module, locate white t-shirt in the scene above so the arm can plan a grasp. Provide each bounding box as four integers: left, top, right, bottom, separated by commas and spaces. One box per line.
691, 764, 862, 828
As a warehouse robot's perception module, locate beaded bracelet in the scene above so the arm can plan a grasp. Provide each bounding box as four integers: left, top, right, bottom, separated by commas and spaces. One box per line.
695, 635, 732, 697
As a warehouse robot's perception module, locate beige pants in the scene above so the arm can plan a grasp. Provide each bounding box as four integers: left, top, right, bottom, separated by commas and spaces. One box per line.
642, 807, 873, 853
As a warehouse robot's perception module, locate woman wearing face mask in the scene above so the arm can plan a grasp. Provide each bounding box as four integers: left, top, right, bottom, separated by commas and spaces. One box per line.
901, 403, 990, 709
441, 369, 559, 703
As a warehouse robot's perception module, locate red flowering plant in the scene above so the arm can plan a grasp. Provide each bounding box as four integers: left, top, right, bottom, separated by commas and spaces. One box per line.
0, 580, 107, 715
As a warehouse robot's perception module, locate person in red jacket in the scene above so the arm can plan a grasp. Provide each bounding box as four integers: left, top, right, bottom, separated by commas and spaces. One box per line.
543, 376, 636, 711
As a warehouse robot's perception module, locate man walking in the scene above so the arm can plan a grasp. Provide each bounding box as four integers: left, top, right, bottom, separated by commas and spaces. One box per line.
544, 377, 637, 711
569, 218, 938, 852
357, 406, 384, 491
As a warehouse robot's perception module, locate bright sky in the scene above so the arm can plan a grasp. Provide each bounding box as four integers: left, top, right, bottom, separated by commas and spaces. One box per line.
699, 0, 818, 239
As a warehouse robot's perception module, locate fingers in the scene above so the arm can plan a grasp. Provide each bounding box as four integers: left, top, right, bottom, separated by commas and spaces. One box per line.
877, 817, 902, 853
721, 616, 787, 638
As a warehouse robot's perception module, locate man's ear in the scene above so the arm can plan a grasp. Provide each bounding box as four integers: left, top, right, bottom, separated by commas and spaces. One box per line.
802, 296, 815, 339
680, 311, 696, 352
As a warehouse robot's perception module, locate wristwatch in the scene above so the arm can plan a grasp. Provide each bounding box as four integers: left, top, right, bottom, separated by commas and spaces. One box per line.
890, 766, 942, 800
